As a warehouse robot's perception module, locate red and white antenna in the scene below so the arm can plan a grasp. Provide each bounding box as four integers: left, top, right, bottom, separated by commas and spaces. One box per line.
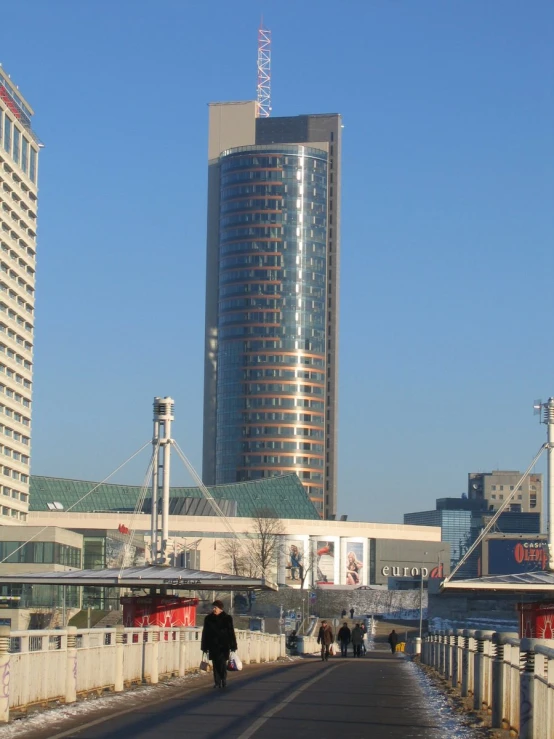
257, 21, 271, 117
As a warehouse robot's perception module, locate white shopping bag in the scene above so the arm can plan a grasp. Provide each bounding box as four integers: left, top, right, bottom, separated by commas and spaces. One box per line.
229, 650, 243, 671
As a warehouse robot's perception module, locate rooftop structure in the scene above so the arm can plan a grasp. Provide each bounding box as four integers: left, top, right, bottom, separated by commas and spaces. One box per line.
29, 473, 321, 520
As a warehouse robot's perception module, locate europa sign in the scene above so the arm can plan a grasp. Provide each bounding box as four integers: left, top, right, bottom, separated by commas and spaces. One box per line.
381, 565, 444, 579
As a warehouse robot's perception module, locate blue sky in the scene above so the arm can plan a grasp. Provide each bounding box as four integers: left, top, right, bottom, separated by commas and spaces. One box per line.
2, 1, 553, 522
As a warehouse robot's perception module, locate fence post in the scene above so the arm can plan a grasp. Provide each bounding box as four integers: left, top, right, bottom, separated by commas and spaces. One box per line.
115, 625, 125, 692
451, 631, 460, 689
444, 629, 454, 680
491, 632, 505, 729
519, 638, 537, 739
150, 627, 159, 685
0, 625, 10, 723
65, 626, 78, 704
474, 630, 494, 711
461, 630, 470, 697
178, 628, 187, 677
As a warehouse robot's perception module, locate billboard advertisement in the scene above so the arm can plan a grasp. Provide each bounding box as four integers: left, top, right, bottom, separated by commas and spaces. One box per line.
340, 538, 368, 586
487, 538, 548, 575
279, 536, 310, 588
314, 537, 339, 585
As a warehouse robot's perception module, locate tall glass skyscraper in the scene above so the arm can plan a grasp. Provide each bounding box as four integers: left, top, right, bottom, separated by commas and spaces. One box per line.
203, 103, 341, 518
0, 68, 39, 524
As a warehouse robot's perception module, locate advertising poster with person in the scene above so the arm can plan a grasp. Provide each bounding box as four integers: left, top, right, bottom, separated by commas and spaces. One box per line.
284, 539, 305, 587
315, 538, 337, 585
345, 541, 364, 585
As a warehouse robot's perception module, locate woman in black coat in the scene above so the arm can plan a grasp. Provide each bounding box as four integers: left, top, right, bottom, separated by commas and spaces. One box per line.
201, 600, 237, 688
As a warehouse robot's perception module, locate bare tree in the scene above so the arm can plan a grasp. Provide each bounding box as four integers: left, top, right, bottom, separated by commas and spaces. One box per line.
221, 508, 284, 581
219, 508, 284, 612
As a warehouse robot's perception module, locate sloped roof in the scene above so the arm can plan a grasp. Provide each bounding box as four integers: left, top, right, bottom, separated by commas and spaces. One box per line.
441, 571, 554, 592
29, 473, 320, 520
0, 565, 277, 591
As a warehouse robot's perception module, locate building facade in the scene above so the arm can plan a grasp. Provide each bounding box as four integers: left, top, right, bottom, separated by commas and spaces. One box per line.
0, 69, 39, 524
405, 493, 542, 579
468, 471, 542, 517
203, 102, 341, 519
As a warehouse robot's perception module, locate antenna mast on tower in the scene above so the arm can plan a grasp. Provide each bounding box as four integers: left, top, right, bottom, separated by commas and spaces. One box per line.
257, 21, 271, 117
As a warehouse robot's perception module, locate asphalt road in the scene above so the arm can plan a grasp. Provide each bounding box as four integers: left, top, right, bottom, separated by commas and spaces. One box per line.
21, 651, 453, 739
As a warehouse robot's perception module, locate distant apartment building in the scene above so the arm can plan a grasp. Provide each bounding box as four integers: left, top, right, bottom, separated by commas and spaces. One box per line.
0, 68, 40, 524
468, 470, 542, 516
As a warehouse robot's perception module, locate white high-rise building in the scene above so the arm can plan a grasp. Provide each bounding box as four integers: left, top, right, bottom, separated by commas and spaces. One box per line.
0, 67, 40, 525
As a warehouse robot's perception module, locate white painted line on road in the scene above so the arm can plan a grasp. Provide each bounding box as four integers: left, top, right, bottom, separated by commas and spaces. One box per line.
237, 663, 342, 739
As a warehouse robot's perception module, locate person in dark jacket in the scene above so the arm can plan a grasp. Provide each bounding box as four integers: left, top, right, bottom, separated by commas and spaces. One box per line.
201, 600, 237, 688
388, 629, 399, 654
351, 624, 363, 657
337, 622, 351, 657
317, 620, 334, 662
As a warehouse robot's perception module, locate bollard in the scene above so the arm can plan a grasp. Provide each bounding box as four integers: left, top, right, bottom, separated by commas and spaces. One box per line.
0, 625, 10, 723
65, 626, 78, 704
115, 625, 125, 692
414, 636, 422, 656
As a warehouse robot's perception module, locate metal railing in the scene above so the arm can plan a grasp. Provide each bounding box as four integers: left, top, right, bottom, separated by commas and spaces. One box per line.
421, 629, 554, 739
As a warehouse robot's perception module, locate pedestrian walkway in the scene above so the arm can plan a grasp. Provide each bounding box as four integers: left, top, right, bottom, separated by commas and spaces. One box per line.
9, 651, 483, 739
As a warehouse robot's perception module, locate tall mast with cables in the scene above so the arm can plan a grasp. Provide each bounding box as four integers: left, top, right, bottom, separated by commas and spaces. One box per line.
257, 22, 271, 117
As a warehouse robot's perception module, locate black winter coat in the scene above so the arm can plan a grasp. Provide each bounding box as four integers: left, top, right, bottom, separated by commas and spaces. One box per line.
201, 612, 237, 656
337, 626, 351, 643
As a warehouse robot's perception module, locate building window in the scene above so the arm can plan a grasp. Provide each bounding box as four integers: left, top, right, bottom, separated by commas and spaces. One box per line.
3, 117, 11, 155
21, 137, 28, 174
12, 127, 20, 166
29, 148, 37, 183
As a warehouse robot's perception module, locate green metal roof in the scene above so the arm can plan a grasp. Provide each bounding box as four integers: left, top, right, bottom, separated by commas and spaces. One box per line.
29, 473, 320, 520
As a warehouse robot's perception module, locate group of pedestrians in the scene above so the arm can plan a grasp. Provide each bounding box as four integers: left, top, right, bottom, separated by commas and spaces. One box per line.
317, 614, 368, 661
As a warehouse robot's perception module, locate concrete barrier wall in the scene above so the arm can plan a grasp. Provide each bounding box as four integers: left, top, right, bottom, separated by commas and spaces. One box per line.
421, 630, 554, 739
0, 625, 286, 722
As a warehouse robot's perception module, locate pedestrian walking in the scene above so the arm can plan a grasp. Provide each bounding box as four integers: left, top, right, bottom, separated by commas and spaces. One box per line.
317, 620, 334, 662
341, 608, 347, 619
337, 622, 351, 657
349, 607, 354, 619
201, 600, 237, 689
388, 629, 399, 654
351, 623, 363, 657
360, 621, 367, 655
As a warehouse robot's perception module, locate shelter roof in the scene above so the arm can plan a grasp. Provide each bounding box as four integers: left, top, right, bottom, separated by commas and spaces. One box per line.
0, 565, 277, 591
441, 571, 554, 593
30, 474, 320, 519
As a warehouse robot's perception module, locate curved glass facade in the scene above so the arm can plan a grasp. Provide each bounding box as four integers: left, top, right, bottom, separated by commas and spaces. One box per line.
215, 145, 328, 511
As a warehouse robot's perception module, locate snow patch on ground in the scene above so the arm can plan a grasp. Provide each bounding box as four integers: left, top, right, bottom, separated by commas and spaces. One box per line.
403, 659, 483, 738
0, 672, 204, 737
429, 616, 518, 632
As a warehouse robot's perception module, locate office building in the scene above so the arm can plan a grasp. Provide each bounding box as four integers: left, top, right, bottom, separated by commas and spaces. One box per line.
468, 470, 542, 516
202, 102, 341, 518
405, 493, 542, 578
0, 68, 40, 524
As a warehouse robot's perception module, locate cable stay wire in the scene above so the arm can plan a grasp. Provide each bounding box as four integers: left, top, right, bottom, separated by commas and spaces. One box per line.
171, 440, 265, 577
118, 447, 156, 578
0, 439, 152, 565
444, 442, 547, 584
